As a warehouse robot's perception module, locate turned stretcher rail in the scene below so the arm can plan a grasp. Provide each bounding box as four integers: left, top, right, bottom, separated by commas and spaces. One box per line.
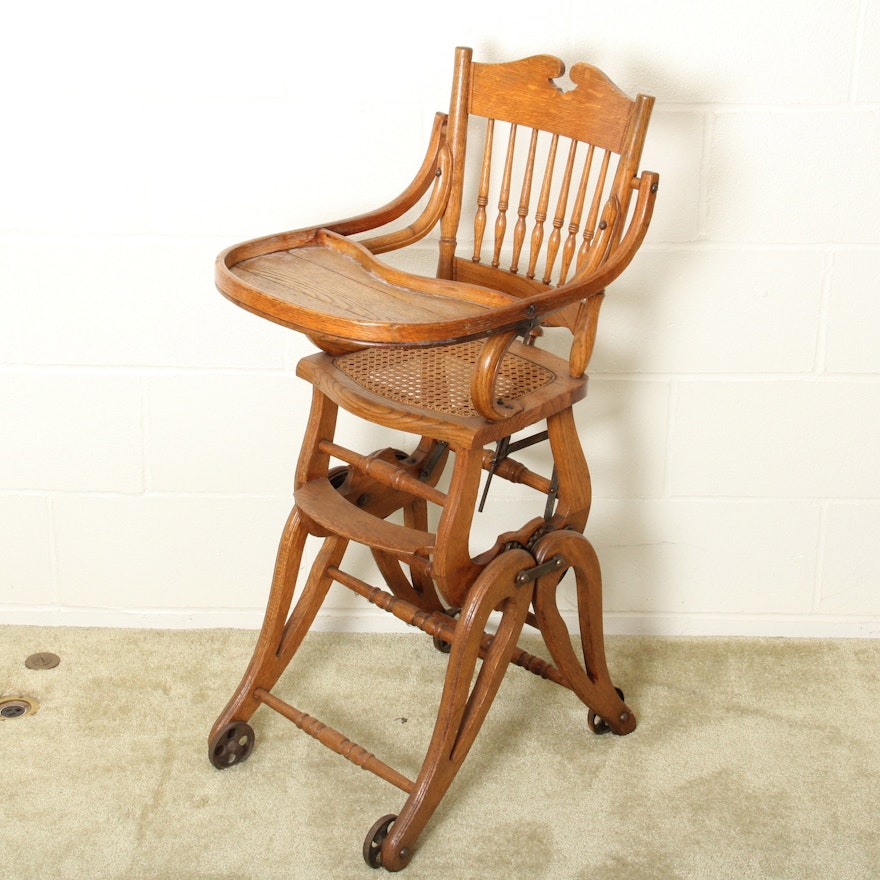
479, 449, 553, 495
318, 439, 448, 507
254, 688, 415, 793
327, 566, 571, 690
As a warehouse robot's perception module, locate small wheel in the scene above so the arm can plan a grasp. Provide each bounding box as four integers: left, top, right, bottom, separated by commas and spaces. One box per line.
363, 813, 397, 869
209, 721, 255, 769
587, 687, 625, 735
328, 465, 350, 491
431, 607, 461, 653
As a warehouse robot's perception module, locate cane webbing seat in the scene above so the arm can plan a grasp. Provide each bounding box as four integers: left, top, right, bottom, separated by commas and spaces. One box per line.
334, 340, 556, 419
209, 46, 659, 872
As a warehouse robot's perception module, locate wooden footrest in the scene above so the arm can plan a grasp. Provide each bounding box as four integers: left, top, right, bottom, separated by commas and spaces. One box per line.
295, 477, 435, 562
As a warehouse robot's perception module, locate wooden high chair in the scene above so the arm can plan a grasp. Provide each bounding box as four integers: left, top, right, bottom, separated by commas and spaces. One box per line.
209, 47, 658, 871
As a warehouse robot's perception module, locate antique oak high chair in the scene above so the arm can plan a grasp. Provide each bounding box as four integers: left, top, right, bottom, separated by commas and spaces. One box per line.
209, 47, 658, 871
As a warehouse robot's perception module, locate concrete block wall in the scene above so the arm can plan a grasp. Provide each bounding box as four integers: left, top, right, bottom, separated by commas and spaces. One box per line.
2, 0, 878, 636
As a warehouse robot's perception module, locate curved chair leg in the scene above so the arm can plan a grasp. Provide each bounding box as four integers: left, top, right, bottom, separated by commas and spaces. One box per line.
403, 498, 447, 610
531, 529, 636, 736
546, 408, 591, 531
373, 548, 534, 872
209, 509, 346, 760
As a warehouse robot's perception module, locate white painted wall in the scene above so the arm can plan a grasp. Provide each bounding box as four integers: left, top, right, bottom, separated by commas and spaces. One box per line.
2, 0, 878, 636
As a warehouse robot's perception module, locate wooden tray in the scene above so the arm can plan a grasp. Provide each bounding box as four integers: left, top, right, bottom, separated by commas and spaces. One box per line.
215, 228, 523, 348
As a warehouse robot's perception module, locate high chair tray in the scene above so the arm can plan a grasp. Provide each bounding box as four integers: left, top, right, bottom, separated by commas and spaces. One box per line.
215, 227, 523, 347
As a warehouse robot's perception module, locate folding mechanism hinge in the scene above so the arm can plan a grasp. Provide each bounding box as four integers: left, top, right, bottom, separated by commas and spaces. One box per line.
514, 553, 566, 586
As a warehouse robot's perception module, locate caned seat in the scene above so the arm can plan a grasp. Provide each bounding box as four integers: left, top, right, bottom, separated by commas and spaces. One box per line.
333, 340, 556, 420
208, 46, 658, 872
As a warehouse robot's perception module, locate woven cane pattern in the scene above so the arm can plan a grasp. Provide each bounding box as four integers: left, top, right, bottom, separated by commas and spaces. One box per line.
334, 340, 555, 418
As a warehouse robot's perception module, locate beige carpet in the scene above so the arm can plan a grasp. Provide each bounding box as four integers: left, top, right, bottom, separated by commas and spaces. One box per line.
2, 626, 878, 879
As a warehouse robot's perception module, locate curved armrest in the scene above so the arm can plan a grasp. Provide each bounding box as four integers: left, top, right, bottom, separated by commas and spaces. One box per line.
333, 111, 452, 248
569, 171, 659, 371
466, 170, 659, 412
217, 112, 450, 267
515, 170, 659, 323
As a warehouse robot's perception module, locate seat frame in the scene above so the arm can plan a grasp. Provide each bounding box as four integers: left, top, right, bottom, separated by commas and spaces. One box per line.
208, 46, 658, 872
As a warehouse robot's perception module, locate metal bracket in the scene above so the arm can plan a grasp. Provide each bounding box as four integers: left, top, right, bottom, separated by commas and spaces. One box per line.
514, 553, 566, 586
478, 429, 551, 513
543, 466, 559, 522
419, 441, 448, 481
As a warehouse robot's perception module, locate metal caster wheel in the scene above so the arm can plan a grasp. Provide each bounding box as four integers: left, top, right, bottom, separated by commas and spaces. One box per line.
363, 814, 397, 869
328, 465, 351, 491
209, 721, 255, 768
588, 687, 625, 735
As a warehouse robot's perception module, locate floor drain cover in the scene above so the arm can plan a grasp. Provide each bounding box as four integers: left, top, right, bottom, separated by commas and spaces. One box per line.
0, 694, 40, 719
25, 652, 60, 670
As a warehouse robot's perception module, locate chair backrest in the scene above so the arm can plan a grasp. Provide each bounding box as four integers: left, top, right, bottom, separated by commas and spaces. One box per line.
437, 47, 654, 346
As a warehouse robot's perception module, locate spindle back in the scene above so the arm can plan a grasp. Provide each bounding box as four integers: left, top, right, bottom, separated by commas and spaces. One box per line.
438, 48, 654, 337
